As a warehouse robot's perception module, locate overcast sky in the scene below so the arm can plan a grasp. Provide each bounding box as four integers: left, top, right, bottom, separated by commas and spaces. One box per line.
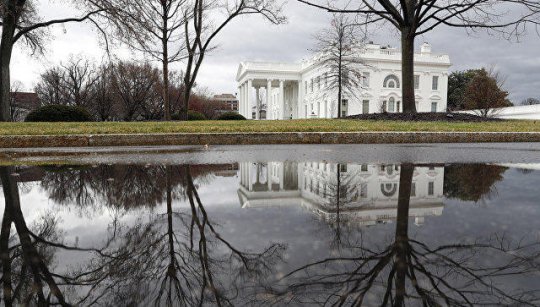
10, 1, 540, 104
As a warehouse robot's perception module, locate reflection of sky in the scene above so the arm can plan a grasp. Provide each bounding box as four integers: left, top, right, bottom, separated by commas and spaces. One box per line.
2, 164, 540, 304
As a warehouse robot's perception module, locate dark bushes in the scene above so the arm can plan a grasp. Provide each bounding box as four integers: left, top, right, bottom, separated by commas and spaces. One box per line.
171, 110, 207, 121
217, 112, 246, 120
25, 105, 93, 122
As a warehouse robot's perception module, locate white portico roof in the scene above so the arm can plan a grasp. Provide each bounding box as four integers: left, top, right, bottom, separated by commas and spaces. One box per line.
236, 61, 303, 84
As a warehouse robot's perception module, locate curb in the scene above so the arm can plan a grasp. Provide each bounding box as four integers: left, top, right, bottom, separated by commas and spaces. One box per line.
1, 132, 540, 148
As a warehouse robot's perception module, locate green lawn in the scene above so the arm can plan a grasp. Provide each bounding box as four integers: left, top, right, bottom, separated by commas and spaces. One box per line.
0, 119, 539, 135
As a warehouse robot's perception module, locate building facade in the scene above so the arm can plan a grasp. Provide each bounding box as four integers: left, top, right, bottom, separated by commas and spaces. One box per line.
236, 43, 451, 119
211, 93, 239, 114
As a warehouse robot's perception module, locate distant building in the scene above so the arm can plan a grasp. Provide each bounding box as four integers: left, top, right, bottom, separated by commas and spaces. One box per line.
10, 92, 40, 121
212, 93, 239, 114
236, 42, 451, 119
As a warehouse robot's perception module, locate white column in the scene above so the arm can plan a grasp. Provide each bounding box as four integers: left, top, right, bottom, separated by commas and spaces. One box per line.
266, 79, 272, 120
279, 80, 285, 120
247, 79, 252, 120
297, 81, 302, 119
238, 85, 243, 116
255, 87, 260, 120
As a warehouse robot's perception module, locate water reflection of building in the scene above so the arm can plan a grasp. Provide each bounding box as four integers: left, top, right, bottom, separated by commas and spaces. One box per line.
238, 162, 444, 226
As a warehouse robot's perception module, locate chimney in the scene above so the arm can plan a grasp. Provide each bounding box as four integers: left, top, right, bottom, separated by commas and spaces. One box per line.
420, 42, 431, 54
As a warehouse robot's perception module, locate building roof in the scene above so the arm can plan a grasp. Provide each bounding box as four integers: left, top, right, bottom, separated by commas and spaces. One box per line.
213, 93, 237, 100
11, 92, 40, 110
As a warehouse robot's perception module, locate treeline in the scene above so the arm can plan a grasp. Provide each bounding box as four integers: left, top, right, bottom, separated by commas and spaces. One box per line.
33, 58, 225, 121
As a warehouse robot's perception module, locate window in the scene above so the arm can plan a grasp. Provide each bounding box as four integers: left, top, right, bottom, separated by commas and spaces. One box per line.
304, 81, 307, 92
431, 102, 438, 112
428, 182, 434, 196
432, 76, 439, 90
363, 72, 370, 87
414, 75, 420, 89
361, 164, 368, 172
316, 76, 320, 90
383, 75, 400, 88
341, 99, 348, 117
411, 182, 416, 197
362, 100, 370, 114
340, 164, 347, 172
388, 97, 395, 112
310, 79, 314, 92
360, 183, 368, 198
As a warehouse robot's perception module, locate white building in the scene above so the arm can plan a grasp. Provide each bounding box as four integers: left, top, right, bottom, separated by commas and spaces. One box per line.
236, 43, 451, 119
237, 162, 444, 226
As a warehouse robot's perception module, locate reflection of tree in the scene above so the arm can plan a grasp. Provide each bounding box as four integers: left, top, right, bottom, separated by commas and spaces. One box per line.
265, 163, 540, 306
444, 164, 508, 202
1, 164, 284, 306
0, 166, 125, 306
83, 164, 285, 306
39, 164, 232, 215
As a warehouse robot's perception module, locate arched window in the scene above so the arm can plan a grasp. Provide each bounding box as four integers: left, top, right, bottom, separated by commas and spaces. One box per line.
383, 75, 400, 88
381, 183, 398, 197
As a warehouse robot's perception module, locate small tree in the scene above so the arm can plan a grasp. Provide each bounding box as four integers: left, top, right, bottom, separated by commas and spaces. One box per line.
463, 68, 512, 117
312, 13, 366, 118
447, 69, 481, 111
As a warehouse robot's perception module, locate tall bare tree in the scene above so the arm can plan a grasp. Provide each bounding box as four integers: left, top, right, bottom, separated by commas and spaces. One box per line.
107, 0, 188, 121
312, 13, 366, 118
0, 0, 107, 121
179, 0, 286, 120
298, 0, 540, 114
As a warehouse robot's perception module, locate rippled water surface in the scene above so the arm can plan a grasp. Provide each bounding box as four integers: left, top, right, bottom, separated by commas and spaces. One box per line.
1, 160, 540, 306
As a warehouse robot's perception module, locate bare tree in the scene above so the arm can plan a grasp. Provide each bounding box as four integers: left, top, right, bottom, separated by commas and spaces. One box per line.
106, 0, 188, 121
0, 0, 108, 121
90, 63, 117, 121
297, 0, 540, 114
312, 13, 366, 118
179, 0, 286, 120
34, 67, 65, 105
110, 61, 162, 121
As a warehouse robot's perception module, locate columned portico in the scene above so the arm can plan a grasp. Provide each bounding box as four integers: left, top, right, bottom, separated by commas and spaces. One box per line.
236, 62, 302, 120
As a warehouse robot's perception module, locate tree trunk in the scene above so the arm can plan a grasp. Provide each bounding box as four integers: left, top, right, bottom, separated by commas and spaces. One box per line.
337, 52, 342, 118
0, 9, 17, 122
162, 8, 171, 121
400, 28, 417, 113
394, 163, 414, 305
179, 89, 189, 121
162, 59, 171, 121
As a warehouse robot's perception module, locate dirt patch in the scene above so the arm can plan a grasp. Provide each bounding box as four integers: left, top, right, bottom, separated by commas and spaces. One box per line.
346, 112, 502, 122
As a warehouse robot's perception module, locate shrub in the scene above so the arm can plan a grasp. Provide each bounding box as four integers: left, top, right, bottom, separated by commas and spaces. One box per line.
188, 110, 206, 121
170, 111, 207, 121
25, 105, 93, 122
217, 112, 246, 120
